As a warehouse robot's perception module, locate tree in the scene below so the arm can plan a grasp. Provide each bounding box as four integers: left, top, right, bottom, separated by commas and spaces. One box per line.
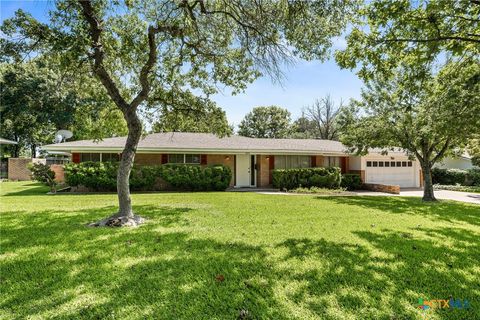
301, 95, 342, 140
336, 0, 480, 80
238, 106, 292, 138
2, 1, 352, 226
338, 60, 480, 201
0, 60, 127, 157
467, 137, 480, 167
151, 96, 232, 136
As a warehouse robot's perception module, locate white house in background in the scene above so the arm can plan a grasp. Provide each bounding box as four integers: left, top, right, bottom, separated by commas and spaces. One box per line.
435, 154, 477, 170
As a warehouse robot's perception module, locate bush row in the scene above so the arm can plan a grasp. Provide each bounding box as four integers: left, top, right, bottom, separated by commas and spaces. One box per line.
431, 168, 480, 186
64, 162, 232, 191
272, 167, 343, 190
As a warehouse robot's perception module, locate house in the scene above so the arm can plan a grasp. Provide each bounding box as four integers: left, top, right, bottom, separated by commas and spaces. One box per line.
434, 154, 477, 170
42, 132, 423, 189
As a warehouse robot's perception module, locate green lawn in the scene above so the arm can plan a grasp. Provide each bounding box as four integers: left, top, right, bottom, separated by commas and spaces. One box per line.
1, 182, 479, 320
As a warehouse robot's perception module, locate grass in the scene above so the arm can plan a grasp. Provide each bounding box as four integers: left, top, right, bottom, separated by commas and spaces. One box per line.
1, 181, 479, 320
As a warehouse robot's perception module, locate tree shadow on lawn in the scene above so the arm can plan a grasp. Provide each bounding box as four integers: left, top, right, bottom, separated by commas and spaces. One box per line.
0, 182, 50, 196
2, 202, 479, 319
317, 196, 480, 226
275, 226, 480, 319
0, 205, 290, 319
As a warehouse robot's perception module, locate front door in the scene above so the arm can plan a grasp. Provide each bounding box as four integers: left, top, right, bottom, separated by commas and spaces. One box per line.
236, 154, 253, 187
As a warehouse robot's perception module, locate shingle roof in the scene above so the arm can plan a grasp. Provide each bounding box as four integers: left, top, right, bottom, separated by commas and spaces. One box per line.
43, 132, 348, 155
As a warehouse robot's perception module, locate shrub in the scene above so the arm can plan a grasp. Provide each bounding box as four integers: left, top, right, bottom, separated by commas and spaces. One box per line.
431, 168, 467, 185
157, 164, 232, 191
466, 168, 480, 186
341, 174, 362, 190
29, 162, 57, 193
290, 186, 347, 194
272, 167, 341, 190
64, 162, 232, 191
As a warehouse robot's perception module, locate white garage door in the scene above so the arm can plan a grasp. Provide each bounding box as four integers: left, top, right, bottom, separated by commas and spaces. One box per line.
365, 160, 416, 188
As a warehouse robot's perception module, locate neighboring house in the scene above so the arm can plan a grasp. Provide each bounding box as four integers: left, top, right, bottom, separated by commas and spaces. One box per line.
434, 154, 477, 170
43, 132, 423, 188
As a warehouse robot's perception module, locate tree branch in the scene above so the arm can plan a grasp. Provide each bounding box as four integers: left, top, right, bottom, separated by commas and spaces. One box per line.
78, 0, 129, 110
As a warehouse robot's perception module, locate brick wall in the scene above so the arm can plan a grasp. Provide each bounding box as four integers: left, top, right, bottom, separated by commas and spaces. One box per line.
134, 153, 162, 165
206, 154, 235, 186
7, 158, 46, 181
349, 170, 365, 182
50, 164, 65, 182
363, 183, 400, 194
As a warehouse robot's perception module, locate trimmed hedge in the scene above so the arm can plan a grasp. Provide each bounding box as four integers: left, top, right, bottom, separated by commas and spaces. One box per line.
272, 167, 341, 190
340, 174, 362, 190
432, 168, 480, 186
64, 162, 232, 191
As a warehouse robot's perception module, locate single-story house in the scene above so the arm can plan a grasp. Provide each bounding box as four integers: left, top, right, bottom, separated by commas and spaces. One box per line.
434, 153, 477, 170
43, 132, 423, 188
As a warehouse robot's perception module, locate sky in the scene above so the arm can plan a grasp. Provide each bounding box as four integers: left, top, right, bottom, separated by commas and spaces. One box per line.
0, 0, 363, 127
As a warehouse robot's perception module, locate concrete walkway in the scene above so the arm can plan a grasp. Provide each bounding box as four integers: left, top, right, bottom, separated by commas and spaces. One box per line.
257, 188, 480, 204
332, 189, 480, 204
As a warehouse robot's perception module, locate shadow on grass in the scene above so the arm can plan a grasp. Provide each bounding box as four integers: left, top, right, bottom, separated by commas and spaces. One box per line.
1, 199, 479, 319
0, 204, 289, 319
0, 182, 50, 196
317, 196, 480, 226
276, 227, 480, 319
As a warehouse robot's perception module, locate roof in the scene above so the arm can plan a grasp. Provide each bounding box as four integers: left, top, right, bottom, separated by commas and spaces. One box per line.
42, 132, 349, 155
0, 138, 17, 145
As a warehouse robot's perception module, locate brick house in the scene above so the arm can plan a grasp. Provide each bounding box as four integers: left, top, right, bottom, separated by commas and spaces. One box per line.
43, 132, 423, 189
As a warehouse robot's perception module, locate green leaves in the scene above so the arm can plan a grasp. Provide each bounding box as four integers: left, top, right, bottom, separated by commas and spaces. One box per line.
238, 106, 292, 138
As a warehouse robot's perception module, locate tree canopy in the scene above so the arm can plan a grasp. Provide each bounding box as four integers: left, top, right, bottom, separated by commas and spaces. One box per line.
0, 0, 353, 224
336, 0, 480, 80
339, 59, 480, 201
238, 106, 292, 138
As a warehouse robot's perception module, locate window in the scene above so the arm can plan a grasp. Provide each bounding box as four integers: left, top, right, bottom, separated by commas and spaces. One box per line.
391, 161, 396, 167
408, 161, 413, 167
373, 161, 378, 167
274, 155, 311, 169
366, 161, 372, 167
102, 153, 119, 162
402, 161, 407, 167
168, 154, 201, 164
80, 153, 100, 162
324, 156, 340, 167
185, 154, 201, 164
385, 161, 390, 167
396, 161, 401, 167
379, 161, 384, 167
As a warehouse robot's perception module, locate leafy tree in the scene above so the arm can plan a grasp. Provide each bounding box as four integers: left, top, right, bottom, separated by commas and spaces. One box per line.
150, 95, 232, 136
238, 106, 292, 138
336, 0, 480, 80
290, 114, 316, 139
467, 137, 480, 167
0, 61, 127, 157
2, 0, 352, 225
338, 60, 480, 201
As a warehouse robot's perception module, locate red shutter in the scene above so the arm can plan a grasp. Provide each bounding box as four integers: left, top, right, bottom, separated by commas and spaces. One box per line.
340, 157, 347, 173
161, 154, 168, 164
311, 156, 317, 167
269, 155, 275, 184
72, 153, 80, 163
200, 154, 207, 165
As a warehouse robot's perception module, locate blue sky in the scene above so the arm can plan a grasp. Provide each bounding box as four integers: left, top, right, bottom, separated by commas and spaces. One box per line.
1, 0, 363, 127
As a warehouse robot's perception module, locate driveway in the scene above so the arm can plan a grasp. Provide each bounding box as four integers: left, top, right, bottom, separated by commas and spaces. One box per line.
355, 188, 480, 204
399, 189, 480, 205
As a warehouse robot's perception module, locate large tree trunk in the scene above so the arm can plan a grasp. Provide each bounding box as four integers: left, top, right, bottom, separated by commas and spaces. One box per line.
116, 108, 142, 217
421, 163, 436, 201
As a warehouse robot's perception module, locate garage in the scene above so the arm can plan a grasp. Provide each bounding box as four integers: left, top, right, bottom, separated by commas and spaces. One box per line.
365, 160, 417, 188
